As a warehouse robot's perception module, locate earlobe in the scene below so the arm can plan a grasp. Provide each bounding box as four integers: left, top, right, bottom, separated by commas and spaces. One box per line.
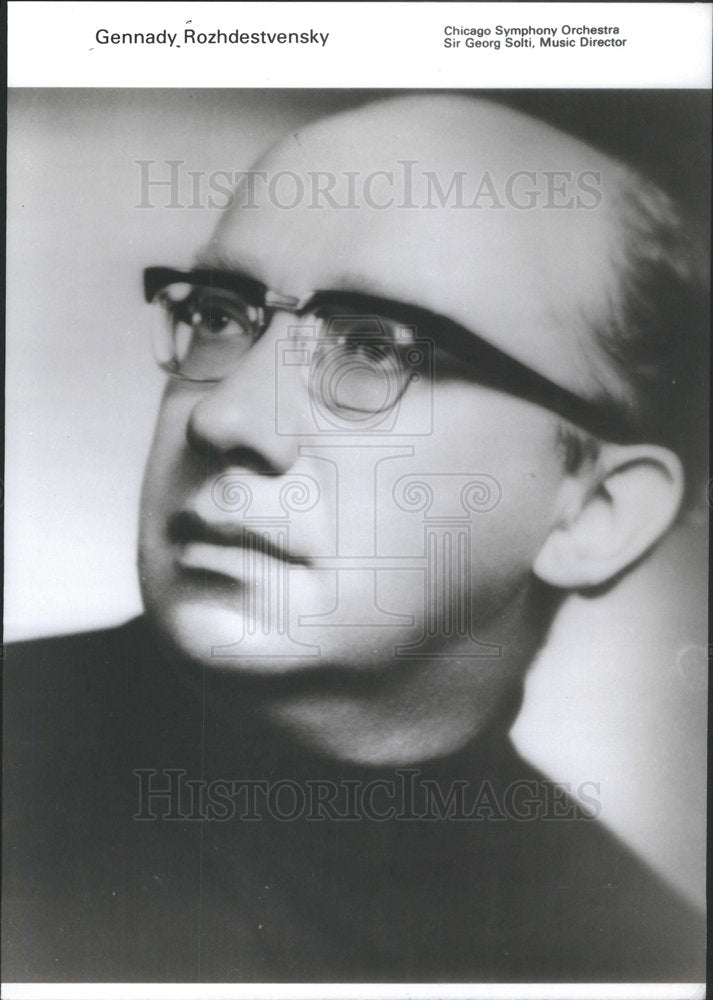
533, 444, 685, 590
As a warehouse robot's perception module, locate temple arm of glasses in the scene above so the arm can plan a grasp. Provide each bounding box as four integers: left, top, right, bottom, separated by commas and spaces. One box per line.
306, 289, 637, 442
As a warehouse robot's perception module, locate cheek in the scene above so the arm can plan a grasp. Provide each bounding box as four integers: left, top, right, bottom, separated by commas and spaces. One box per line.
386, 382, 564, 575
140, 388, 196, 518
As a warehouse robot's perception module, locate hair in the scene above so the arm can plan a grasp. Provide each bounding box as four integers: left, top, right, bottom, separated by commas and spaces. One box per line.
573, 166, 709, 511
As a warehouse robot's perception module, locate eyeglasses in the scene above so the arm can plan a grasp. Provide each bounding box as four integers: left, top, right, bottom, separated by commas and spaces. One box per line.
143, 266, 635, 441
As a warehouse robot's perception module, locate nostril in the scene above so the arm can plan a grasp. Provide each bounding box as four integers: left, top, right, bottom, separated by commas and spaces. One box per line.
184, 382, 297, 475
186, 420, 278, 475
185, 412, 215, 456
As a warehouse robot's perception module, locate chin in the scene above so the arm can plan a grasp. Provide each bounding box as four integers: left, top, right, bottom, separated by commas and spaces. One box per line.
152, 599, 332, 674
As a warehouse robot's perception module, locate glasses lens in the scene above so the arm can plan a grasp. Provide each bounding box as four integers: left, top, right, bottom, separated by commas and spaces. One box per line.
150, 282, 261, 381
309, 313, 421, 418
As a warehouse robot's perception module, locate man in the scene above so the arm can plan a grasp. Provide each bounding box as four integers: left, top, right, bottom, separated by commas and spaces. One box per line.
4, 95, 707, 982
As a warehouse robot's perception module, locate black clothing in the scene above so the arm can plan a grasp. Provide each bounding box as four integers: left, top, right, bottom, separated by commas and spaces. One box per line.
3, 618, 705, 982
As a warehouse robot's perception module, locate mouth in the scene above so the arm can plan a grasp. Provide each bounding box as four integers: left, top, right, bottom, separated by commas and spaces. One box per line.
168, 510, 310, 571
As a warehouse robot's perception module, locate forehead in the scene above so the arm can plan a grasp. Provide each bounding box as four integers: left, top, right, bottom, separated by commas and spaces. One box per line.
202, 98, 626, 397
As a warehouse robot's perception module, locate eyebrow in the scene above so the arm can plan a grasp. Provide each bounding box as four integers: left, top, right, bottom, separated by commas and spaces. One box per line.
194, 251, 402, 303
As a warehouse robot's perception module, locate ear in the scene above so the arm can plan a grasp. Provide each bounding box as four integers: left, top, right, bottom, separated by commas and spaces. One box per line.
533, 444, 685, 589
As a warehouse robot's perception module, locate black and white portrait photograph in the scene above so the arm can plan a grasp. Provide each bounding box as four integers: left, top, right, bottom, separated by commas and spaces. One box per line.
3, 4, 710, 996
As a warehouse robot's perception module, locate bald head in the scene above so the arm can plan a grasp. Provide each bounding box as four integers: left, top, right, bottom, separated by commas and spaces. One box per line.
196, 94, 705, 492
205, 95, 632, 401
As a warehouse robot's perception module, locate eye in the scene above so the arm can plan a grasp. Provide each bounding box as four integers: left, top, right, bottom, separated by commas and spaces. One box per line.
307, 311, 425, 416
152, 282, 263, 381
173, 288, 257, 341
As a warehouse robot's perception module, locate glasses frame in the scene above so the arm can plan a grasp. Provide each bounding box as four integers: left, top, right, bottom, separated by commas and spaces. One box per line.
144, 265, 636, 442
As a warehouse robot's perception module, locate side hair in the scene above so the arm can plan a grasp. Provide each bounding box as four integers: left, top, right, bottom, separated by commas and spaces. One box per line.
595, 170, 709, 509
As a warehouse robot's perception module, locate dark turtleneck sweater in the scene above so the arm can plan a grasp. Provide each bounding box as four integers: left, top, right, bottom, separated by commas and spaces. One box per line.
3, 618, 705, 982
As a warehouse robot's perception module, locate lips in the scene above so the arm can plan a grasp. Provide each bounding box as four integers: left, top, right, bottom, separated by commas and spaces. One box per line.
168, 510, 309, 567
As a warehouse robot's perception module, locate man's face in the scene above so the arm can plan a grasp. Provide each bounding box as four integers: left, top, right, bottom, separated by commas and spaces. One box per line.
138, 98, 619, 762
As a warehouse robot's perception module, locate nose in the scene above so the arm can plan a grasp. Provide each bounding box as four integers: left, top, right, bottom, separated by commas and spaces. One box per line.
185, 315, 305, 474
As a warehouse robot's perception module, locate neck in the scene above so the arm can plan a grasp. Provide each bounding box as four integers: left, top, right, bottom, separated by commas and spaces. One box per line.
144, 579, 553, 770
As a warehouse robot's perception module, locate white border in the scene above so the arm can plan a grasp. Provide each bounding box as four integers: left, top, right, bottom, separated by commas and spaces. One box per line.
0, 986, 706, 1000
7, 1, 713, 88
4, 2, 709, 999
